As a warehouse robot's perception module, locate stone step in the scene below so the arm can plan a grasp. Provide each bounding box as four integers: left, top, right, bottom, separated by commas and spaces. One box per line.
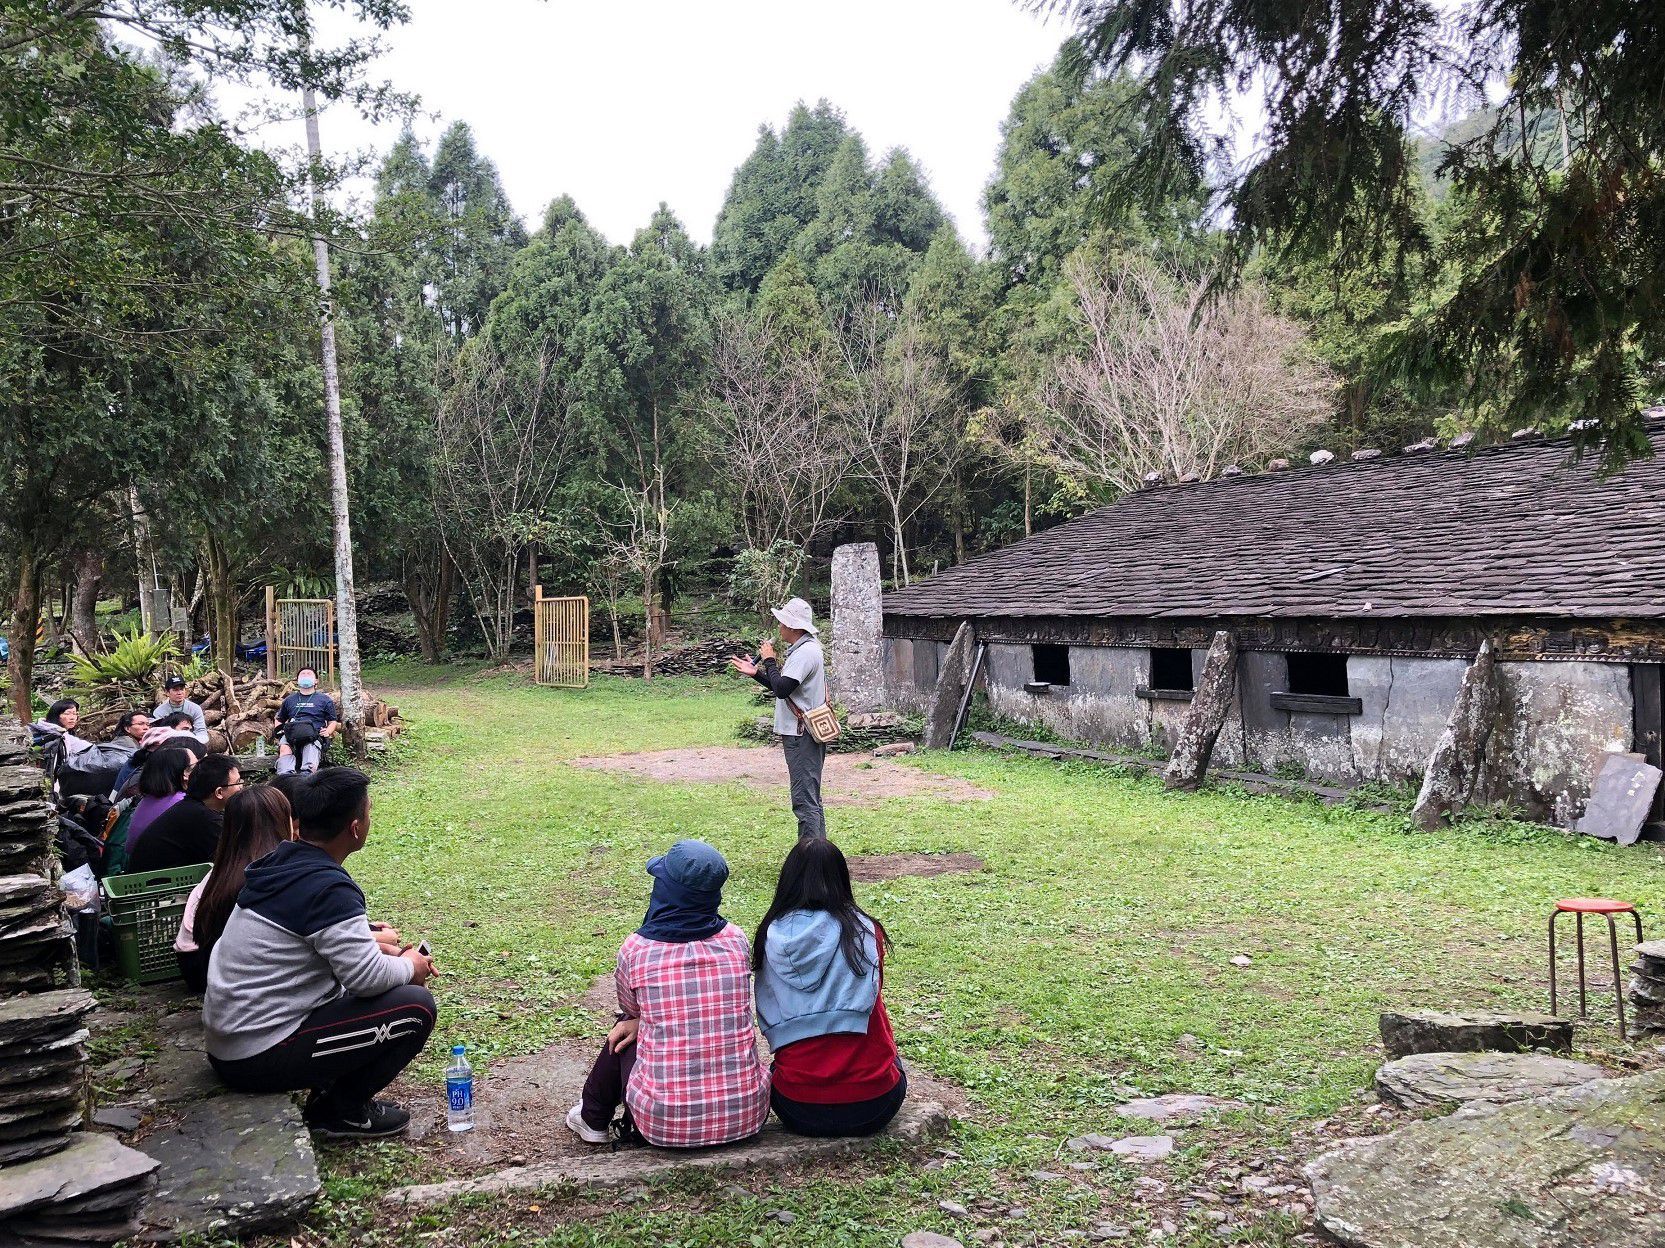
1378, 1009, 1572, 1057
136, 1093, 320, 1243
1374, 1051, 1606, 1110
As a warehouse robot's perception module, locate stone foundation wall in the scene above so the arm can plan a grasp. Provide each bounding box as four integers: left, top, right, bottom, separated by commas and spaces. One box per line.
883, 632, 1635, 821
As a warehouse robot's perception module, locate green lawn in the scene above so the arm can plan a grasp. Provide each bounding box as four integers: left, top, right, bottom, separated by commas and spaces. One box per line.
297, 663, 1665, 1247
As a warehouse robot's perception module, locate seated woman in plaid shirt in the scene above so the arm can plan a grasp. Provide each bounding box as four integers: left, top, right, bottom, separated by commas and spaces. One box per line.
567, 840, 770, 1148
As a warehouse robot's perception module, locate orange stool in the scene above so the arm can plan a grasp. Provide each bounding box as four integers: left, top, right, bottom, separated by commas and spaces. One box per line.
1549, 898, 1643, 1039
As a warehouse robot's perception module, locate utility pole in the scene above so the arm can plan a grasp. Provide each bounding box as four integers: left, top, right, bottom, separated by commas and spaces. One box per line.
301, 79, 365, 732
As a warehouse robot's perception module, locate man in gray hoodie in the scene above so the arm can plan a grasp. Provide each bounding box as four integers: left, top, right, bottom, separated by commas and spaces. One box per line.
203, 767, 438, 1139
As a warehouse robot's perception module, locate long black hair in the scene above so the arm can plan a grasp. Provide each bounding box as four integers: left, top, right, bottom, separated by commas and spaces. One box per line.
138, 747, 193, 799
753, 838, 888, 976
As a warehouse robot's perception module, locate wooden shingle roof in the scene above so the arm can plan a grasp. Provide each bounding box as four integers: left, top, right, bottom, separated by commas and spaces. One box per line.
885, 431, 1665, 622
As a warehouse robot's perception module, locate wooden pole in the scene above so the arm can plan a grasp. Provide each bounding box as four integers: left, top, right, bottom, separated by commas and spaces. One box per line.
264, 586, 276, 681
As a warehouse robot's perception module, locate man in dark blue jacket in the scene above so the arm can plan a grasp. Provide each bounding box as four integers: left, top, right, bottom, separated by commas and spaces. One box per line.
275, 667, 341, 775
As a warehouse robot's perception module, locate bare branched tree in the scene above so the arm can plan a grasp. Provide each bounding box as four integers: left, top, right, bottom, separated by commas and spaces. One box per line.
837, 303, 960, 585
599, 470, 677, 679
705, 308, 844, 595
433, 343, 574, 660
1040, 256, 1336, 494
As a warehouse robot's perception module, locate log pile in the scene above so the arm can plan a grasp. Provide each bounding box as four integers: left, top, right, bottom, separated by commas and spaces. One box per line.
593, 638, 751, 679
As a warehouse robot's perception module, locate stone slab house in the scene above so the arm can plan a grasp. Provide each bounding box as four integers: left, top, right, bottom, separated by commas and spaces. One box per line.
880, 428, 1665, 823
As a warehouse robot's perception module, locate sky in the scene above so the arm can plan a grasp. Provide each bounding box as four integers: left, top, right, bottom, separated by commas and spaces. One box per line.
263, 0, 1073, 252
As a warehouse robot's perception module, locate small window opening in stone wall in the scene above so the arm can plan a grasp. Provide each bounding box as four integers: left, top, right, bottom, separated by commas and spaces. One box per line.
1150, 647, 1194, 692
1286, 651, 1349, 697
1032, 643, 1071, 686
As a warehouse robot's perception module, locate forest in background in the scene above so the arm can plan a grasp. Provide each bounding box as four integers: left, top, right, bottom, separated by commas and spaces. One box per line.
6, 1, 1661, 710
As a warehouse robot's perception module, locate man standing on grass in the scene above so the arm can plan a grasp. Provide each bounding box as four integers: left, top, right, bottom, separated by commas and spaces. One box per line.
728, 598, 828, 840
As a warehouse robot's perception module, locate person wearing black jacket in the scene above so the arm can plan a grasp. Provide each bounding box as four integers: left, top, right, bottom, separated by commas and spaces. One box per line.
127, 754, 242, 873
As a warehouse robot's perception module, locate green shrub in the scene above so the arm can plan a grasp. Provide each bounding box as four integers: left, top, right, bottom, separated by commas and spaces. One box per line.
69, 623, 181, 705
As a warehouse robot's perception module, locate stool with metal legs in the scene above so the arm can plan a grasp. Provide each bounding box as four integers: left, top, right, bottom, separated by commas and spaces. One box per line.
1549, 897, 1643, 1040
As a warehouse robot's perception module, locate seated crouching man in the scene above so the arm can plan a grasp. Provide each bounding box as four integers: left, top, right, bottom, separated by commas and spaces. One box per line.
203, 767, 437, 1140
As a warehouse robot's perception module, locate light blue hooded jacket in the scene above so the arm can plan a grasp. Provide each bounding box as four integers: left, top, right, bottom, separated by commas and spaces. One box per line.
755, 909, 881, 1050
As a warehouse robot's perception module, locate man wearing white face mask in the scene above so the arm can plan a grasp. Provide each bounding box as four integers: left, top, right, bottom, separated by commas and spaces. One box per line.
275, 667, 341, 775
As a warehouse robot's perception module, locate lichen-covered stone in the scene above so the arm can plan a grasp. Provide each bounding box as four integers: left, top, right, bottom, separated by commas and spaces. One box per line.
922, 623, 975, 750
1375, 1051, 1605, 1109
1308, 1069, 1665, 1247
830, 542, 884, 714
139, 1093, 319, 1240
1379, 1009, 1572, 1057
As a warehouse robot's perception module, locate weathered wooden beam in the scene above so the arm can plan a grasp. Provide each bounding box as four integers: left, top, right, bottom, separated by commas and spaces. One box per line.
1410, 640, 1501, 829
1163, 630, 1238, 790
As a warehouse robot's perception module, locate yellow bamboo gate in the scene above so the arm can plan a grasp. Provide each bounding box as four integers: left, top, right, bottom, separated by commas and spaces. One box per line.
265, 588, 337, 684
533, 588, 590, 688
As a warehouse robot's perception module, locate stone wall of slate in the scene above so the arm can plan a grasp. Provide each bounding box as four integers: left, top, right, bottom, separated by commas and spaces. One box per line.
886, 635, 1631, 822
0, 719, 158, 1242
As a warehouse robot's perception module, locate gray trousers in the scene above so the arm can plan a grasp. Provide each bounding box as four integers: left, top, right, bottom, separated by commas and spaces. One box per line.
781, 732, 827, 840
276, 741, 323, 774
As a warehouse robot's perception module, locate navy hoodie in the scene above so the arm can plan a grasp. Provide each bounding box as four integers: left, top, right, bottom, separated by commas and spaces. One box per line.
202, 841, 410, 1061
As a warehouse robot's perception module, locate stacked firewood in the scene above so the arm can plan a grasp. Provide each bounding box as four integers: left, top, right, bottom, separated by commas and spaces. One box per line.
593, 638, 751, 679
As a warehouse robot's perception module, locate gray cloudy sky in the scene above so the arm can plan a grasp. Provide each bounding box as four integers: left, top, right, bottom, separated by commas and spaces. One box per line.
292, 0, 1072, 251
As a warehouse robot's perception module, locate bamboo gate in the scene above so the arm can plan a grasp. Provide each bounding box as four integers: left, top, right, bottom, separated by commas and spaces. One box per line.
265, 588, 337, 684
533, 589, 590, 688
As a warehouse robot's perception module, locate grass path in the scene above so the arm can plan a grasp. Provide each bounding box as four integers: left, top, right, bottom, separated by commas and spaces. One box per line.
304, 662, 1665, 1247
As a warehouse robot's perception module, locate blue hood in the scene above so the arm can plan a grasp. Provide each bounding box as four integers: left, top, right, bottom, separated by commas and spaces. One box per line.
756, 910, 879, 1050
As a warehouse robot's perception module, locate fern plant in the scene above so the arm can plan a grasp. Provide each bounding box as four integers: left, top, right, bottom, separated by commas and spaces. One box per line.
69, 623, 182, 705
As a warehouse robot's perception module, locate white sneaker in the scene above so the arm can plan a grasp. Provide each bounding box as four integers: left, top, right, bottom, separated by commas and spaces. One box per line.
565, 1103, 609, 1145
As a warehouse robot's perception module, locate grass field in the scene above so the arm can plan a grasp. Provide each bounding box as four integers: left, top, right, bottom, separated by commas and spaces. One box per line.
280, 662, 1665, 1248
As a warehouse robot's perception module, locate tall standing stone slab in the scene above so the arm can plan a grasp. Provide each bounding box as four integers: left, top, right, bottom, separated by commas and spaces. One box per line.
830, 543, 885, 714
1164, 631, 1237, 790
922, 623, 975, 750
1411, 640, 1501, 829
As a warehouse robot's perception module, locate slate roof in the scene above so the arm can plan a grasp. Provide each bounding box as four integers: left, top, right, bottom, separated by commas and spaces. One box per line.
885, 430, 1665, 622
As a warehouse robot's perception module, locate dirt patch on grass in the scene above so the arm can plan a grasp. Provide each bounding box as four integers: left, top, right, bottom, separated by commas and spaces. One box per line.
847, 851, 986, 882
568, 745, 994, 806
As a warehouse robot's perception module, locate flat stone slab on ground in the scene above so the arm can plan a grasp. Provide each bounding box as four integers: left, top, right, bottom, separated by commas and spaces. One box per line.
0, 1130, 156, 1216
387, 1085, 950, 1206
568, 745, 994, 806
1375, 1051, 1606, 1109
1379, 1009, 1572, 1057
137, 1092, 319, 1241
1115, 1093, 1238, 1122
1307, 1069, 1665, 1247
1066, 1133, 1175, 1161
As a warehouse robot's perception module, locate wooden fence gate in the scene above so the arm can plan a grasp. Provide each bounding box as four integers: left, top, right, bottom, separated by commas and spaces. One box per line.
533, 588, 589, 688
265, 589, 336, 684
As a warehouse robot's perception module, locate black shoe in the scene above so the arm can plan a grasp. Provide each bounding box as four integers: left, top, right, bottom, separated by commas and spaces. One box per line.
308, 1098, 410, 1140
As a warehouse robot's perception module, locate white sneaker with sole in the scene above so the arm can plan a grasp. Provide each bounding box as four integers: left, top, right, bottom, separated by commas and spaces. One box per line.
565, 1103, 609, 1145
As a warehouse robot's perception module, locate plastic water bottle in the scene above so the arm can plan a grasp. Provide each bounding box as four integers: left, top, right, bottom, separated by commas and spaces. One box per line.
445, 1044, 474, 1132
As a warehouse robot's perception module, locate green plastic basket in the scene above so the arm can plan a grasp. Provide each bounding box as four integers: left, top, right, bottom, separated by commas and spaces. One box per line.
101, 863, 212, 985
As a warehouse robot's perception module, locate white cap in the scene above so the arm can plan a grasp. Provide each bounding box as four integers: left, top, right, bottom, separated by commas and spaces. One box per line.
770, 597, 818, 635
